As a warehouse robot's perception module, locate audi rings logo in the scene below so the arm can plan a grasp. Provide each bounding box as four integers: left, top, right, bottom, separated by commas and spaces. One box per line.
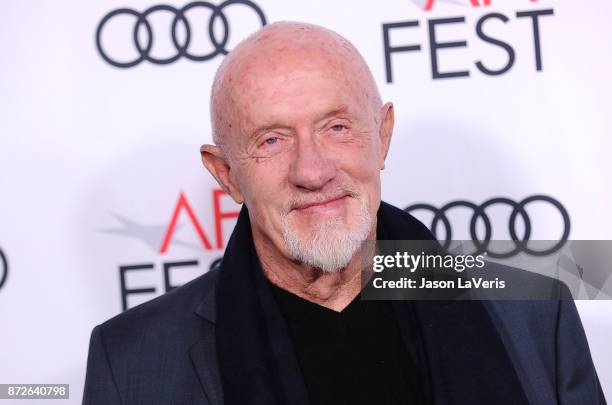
0, 247, 8, 292
405, 195, 571, 258
96, 1, 267, 68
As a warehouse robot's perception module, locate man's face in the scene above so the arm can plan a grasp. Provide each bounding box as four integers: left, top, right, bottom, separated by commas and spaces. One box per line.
218, 55, 390, 272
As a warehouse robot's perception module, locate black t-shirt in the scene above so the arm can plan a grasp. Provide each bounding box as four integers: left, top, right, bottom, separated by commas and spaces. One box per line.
269, 282, 427, 405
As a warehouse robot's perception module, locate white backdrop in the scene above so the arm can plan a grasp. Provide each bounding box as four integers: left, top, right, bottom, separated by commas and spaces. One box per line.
1, 0, 611, 402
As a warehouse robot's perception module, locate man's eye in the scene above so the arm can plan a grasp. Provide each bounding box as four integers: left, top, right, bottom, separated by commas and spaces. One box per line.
264, 137, 279, 145
330, 124, 347, 132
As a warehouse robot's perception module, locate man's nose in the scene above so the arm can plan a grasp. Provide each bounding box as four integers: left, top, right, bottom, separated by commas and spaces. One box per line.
288, 132, 336, 190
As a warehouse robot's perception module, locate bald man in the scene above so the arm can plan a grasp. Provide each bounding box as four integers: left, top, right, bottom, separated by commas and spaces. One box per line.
83, 22, 605, 405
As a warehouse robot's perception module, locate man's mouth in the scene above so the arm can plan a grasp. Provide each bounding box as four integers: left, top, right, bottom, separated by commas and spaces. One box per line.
292, 194, 350, 215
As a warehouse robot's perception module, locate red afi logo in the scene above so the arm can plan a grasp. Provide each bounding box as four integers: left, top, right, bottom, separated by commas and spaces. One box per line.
160, 189, 239, 253
425, 0, 489, 11
421, 0, 538, 11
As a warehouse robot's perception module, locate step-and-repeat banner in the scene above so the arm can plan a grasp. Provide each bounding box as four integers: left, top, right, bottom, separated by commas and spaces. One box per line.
1, 0, 611, 402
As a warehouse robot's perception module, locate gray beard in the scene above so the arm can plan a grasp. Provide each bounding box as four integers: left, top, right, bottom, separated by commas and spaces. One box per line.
281, 199, 372, 273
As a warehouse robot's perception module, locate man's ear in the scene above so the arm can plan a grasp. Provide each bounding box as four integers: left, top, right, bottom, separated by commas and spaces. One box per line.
200, 144, 244, 204
378, 102, 394, 170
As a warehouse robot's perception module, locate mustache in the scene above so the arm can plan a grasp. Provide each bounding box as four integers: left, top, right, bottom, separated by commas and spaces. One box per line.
284, 186, 359, 213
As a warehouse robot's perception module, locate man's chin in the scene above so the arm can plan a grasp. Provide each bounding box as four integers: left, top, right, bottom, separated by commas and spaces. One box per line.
282, 224, 364, 271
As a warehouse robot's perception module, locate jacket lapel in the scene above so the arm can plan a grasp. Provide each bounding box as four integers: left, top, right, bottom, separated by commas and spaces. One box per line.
190, 266, 224, 405
483, 300, 557, 405
189, 326, 224, 405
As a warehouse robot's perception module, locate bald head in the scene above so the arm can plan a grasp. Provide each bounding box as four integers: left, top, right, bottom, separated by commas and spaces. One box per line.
201, 21, 395, 283
210, 21, 382, 152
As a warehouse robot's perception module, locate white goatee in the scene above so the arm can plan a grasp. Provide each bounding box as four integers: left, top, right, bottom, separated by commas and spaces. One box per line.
281, 198, 372, 273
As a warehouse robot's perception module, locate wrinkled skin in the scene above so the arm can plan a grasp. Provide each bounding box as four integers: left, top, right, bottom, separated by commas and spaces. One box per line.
201, 22, 394, 310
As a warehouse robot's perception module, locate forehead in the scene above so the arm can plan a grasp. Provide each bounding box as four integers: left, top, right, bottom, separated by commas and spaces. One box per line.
229, 55, 372, 131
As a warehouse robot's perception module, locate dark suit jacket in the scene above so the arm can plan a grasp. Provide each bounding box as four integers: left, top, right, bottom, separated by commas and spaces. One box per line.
83, 203, 606, 405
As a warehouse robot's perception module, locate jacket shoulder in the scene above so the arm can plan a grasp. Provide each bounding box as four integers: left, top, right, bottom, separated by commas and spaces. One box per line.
96, 265, 219, 354
84, 267, 220, 404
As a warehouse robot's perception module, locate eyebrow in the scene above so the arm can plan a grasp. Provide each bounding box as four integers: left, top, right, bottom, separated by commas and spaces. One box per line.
248, 106, 352, 140
317, 106, 351, 122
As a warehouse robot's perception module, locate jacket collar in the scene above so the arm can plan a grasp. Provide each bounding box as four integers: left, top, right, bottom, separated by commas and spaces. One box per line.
194, 265, 218, 323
